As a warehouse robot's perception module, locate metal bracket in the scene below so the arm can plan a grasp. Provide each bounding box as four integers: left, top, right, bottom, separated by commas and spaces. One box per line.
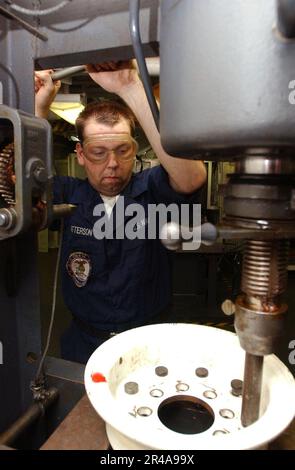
0, 5, 47, 41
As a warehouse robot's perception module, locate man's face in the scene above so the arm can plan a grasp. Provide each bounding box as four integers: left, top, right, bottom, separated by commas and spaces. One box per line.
76, 118, 136, 196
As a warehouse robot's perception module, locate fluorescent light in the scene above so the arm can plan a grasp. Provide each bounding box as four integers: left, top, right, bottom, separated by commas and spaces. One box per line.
50, 93, 85, 125
50, 103, 84, 125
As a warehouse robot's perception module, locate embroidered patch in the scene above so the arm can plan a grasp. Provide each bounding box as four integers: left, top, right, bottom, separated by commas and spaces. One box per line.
66, 252, 91, 288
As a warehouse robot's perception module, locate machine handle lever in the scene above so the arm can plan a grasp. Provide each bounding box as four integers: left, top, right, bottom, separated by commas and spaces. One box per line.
51, 65, 86, 81
160, 221, 218, 251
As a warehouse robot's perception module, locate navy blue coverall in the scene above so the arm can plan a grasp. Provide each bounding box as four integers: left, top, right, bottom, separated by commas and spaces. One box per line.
53, 166, 201, 363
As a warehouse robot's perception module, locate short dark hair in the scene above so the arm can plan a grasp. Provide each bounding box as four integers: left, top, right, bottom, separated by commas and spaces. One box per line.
75, 101, 136, 142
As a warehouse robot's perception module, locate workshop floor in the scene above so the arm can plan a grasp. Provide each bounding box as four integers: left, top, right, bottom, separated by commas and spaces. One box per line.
38, 250, 295, 378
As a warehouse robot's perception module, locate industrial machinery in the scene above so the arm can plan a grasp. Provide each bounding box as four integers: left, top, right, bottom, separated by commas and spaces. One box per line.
160, 0, 295, 428
0, 105, 52, 238
0, 0, 294, 450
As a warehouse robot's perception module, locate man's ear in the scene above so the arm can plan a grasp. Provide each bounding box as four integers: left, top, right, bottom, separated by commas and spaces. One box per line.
76, 142, 85, 166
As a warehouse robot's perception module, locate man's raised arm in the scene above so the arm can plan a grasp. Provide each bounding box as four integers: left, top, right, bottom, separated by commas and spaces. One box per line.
87, 61, 207, 194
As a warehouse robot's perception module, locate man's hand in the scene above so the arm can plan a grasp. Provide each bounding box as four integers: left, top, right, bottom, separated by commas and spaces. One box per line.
35, 70, 61, 118
86, 61, 141, 97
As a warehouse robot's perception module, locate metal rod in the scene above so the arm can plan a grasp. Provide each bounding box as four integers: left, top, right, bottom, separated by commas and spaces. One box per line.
241, 353, 264, 427
0, 6, 48, 41
51, 58, 159, 82
51, 65, 86, 81
0, 387, 59, 446
52, 204, 77, 218
129, 0, 160, 130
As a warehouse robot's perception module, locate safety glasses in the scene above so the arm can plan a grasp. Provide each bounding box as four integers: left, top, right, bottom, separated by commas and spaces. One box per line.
81, 133, 138, 164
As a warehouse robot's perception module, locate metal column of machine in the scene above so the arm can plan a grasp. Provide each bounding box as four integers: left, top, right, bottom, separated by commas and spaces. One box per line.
0, 0, 159, 448
0, 4, 46, 433
225, 152, 294, 426
160, 0, 295, 428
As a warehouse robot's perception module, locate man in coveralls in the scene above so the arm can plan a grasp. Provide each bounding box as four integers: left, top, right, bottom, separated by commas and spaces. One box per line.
35, 62, 207, 364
